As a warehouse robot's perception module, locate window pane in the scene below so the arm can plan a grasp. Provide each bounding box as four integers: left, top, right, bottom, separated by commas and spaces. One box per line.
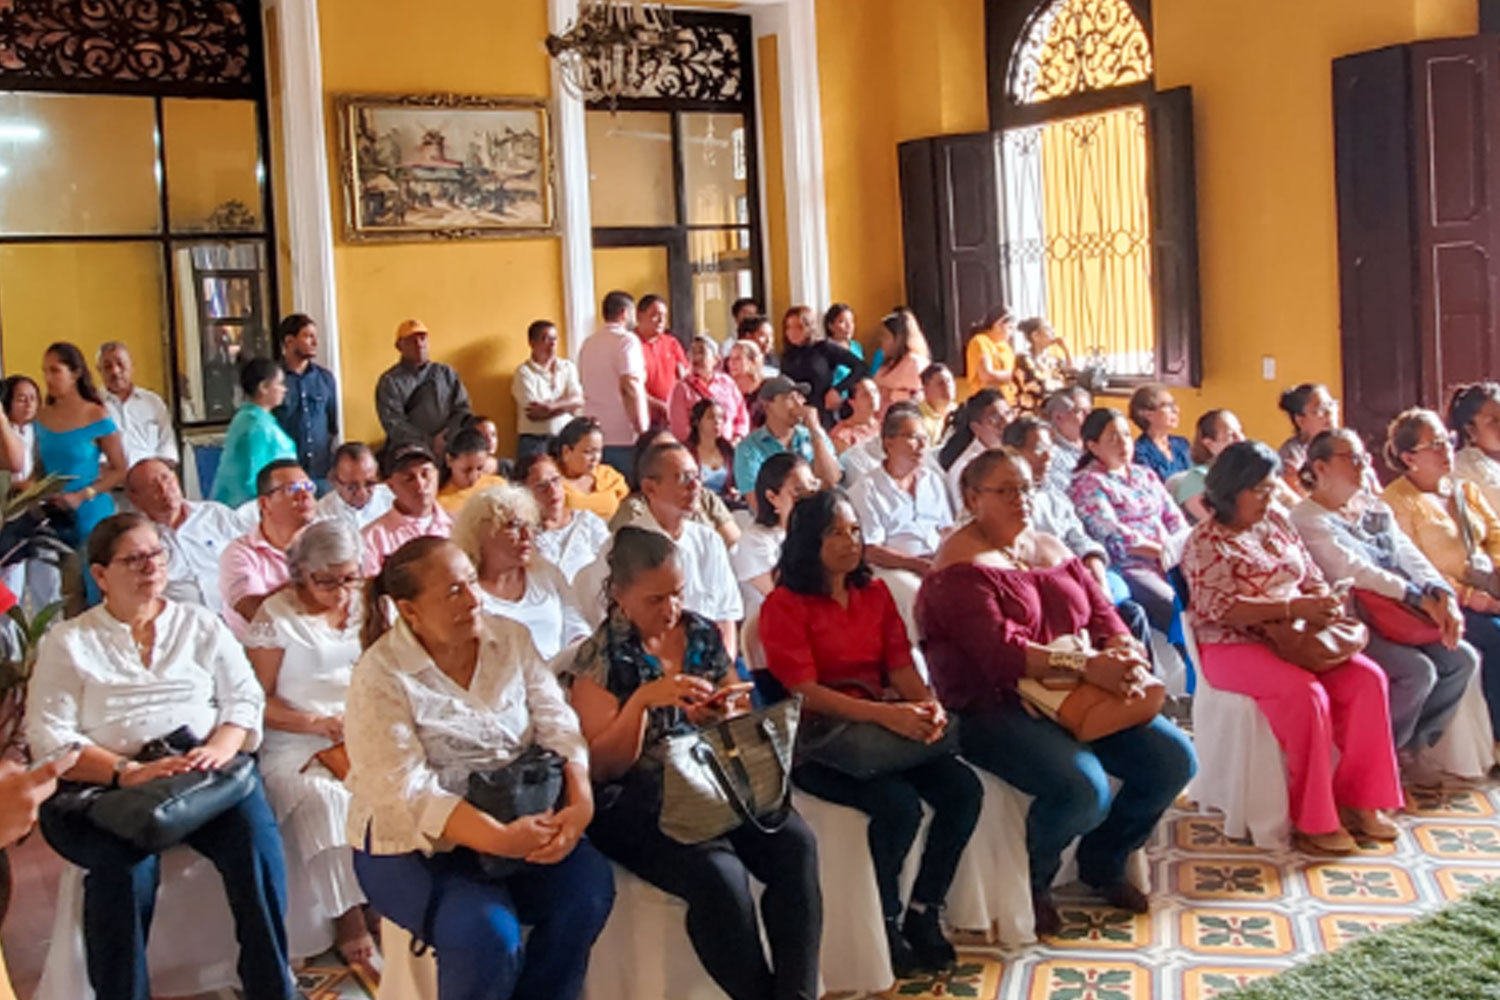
171, 241, 271, 424
163, 98, 264, 234
587, 111, 676, 227
0, 243, 168, 395
689, 228, 753, 344
681, 113, 748, 226
0, 93, 160, 236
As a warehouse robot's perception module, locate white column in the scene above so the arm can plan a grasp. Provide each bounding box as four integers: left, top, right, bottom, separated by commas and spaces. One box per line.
549, 0, 599, 354
262, 0, 341, 385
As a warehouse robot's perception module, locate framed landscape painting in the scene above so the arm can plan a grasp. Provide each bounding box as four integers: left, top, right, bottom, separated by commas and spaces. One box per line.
337, 93, 556, 241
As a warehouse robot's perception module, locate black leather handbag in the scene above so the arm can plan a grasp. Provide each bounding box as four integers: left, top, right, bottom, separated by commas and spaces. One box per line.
42, 726, 258, 855
464, 745, 566, 879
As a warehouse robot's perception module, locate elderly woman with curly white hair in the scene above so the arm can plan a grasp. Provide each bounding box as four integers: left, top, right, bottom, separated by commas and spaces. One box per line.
245, 518, 375, 971
454, 483, 590, 661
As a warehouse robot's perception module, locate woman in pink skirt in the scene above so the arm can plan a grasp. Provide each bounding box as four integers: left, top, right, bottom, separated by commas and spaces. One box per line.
1182, 440, 1403, 855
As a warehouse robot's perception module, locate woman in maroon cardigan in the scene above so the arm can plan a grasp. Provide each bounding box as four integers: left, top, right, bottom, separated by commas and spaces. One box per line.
916, 448, 1196, 934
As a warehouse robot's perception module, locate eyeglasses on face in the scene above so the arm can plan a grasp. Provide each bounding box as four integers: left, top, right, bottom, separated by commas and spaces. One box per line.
649, 471, 699, 487
263, 480, 316, 498
1328, 449, 1370, 468
309, 572, 362, 590
1411, 434, 1456, 454
112, 548, 167, 572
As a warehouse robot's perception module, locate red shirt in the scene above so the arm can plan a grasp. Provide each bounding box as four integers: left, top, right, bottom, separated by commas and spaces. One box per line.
759, 579, 914, 693
638, 332, 688, 404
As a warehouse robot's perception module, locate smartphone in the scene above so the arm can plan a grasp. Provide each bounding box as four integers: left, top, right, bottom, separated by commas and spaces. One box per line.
702, 682, 754, 706
1330, 579, 1353, 600
29, 741, 81, 772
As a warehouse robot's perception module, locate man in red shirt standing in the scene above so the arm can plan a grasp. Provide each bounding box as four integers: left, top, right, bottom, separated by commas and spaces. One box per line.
635, 294, 687, 429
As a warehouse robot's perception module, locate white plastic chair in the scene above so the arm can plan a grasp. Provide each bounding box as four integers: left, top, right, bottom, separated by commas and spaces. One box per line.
1180, 614, 1293, 847
35, 844, 329, 1000
1422, 669, 1497, 778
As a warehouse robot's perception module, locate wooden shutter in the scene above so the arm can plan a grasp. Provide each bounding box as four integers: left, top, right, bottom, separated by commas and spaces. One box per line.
899, 139, 945, 362
1333, 44, 1420, 460
1410, 37, 1500, 412
1147, 86, 1202, 387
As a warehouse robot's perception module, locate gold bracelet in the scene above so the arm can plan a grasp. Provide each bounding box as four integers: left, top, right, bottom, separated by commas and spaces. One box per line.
82, 486, 96, 501
1047, 649, 1089, 673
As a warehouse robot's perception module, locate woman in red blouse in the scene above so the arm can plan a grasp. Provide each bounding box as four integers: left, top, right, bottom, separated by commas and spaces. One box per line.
1183, 441, 1402, 855
761, 490, 981, 977
916, 449, 1195, 935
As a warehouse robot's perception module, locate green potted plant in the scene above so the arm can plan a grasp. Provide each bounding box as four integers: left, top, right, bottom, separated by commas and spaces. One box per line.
0, 469, 73, 921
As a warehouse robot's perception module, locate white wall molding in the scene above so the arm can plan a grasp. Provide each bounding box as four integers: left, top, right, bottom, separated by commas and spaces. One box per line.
262, 0, 341, 387
549, 0, 599, 354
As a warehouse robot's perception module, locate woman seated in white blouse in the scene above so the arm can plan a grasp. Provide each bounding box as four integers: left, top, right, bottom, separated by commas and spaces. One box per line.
345, 537, 613, 1000
27, 512, 293, 1000
517, 452, 611, 585
453, 483, 590, 661
1450, 381, 1500, 515
731, 452, 818, 615
245, 519, 374, 972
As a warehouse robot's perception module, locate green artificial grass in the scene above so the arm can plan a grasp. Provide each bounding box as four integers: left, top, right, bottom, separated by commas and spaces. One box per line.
1227, 882, 1500, 1000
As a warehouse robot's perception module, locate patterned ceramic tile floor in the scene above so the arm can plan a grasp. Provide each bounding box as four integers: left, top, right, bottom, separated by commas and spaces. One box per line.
881, 780, 1500, 1000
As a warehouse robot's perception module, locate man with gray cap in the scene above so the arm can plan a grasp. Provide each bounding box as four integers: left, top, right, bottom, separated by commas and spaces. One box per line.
732, 375, 841, 491
374, 318, 472, 455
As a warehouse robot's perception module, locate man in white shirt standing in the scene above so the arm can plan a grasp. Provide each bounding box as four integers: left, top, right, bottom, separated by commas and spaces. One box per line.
578, 441, 742, 656
577, 290, 647, 473
97, 342, 179, 469
317, 441, 394, 529
513, 319, 584, 460
126, 458, 253, 613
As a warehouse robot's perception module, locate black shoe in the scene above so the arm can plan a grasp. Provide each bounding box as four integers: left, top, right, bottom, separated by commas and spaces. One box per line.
884, 918, 921, 979
902, 906, 957, 971
1032, 893, 1062, 937
1094, 880, 1150, 914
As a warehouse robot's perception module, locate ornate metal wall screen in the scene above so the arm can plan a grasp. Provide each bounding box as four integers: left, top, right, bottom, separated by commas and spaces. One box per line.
0, 0, 254, 93
590, 19, 742, 106
1008, 0, 1152, 105
1001, 104, 1156, 377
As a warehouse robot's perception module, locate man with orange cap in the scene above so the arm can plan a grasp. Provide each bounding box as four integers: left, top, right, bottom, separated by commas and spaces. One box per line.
374, 318, 473, 456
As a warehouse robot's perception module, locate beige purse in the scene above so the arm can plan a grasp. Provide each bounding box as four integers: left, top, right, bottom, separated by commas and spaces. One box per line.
1016, 634, 1166, 742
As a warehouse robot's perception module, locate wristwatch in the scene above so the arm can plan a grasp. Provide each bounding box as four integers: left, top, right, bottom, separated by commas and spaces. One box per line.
111, 757, 132, 788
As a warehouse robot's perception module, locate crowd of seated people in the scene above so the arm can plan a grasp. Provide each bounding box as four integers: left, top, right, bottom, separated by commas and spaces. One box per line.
8, 291, 1500, 1000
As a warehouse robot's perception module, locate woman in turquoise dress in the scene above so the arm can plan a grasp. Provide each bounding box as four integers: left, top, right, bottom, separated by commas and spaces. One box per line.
211, 357, 295, 507
34, 342, 127, 552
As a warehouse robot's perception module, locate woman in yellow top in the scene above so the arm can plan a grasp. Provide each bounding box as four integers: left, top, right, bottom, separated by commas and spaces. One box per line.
1381, 407, 1500, 739
552, 415, 629, 519
964, 306, 1019, 403
436, 425, 508, 513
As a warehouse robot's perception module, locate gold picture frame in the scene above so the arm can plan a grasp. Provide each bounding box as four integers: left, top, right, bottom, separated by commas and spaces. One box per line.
336, 92, 557, 242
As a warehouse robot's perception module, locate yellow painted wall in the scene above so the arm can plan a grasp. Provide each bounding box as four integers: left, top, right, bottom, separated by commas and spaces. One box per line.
815, 0, 988, 353
317, 0, 563, 447
758, 35, 791, 320
593, 245, 670, 308
1153, 0, 1477, 440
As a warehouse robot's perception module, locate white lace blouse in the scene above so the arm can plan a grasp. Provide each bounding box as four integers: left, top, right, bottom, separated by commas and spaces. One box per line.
26, 600, 264, 759
344, 614, 588, 855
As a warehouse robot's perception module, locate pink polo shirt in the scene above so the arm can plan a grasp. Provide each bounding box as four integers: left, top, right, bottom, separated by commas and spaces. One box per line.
218, 525, 290, 639
361, 505, 454, 575
577, 322, 647, 446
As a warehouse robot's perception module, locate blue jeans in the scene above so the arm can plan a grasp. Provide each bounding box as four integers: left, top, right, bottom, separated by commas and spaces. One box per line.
39, 774, 293, 1000
959, 703, 1196, 894
1460, 610, 1500, 737
354, 843, 615, 1000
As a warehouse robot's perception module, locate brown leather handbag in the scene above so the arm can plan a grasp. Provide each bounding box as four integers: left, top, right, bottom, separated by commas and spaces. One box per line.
304, 743, 350, 781
1252, 616, 1369, 673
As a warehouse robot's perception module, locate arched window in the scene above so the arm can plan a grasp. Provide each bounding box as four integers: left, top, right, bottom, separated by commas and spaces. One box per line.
988, 0, 1199, 387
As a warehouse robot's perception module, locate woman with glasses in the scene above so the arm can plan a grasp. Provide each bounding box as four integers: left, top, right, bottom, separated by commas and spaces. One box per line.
246, 519, 375, 973
1289, 429, 1476, 771
918, 449, 1194, 933
517, 452, 610, 585
1449, 382, 1500, 515
1128, 384, 1191, 483
1276, 383, 1378, 496
453, 483, 589, 662
29, 513, 292, 1000
1382, 408, 1500, 737
211, 357, 297, 508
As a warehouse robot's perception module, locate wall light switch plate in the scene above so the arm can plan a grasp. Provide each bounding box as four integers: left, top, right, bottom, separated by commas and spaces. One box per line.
1262, 356, 1276, 381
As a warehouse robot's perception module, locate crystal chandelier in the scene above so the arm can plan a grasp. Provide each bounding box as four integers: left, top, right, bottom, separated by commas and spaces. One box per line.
546, 0, 683, 111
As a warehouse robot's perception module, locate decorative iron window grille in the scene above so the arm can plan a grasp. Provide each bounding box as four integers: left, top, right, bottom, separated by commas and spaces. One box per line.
584, 19, 743, 106
1008, 0, 1152, 106
0, 0, 255, 95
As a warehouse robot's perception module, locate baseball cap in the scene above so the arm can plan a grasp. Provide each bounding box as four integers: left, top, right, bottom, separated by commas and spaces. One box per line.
386, 443, 438, 475
395, 319, 430, 341
758, 375, 813, 402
